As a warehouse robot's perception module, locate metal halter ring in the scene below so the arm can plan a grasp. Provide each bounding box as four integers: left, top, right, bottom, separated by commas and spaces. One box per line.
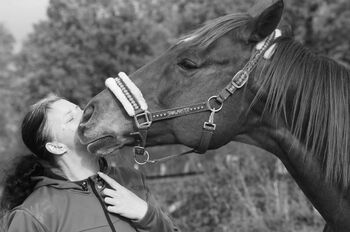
134, 150, 150, 165
207, 96, 223, 112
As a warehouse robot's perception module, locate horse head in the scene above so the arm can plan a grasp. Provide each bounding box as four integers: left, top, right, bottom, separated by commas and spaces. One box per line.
78, 0, 284, 155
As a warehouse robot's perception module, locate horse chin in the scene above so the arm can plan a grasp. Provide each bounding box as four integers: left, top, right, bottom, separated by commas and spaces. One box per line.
86, 136, 123, 156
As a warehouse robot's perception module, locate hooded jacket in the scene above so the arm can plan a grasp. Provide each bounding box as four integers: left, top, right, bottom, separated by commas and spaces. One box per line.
5, 158, 179, 232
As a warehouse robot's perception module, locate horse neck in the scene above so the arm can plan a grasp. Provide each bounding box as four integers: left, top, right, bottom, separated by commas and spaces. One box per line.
235, 116, 346, 226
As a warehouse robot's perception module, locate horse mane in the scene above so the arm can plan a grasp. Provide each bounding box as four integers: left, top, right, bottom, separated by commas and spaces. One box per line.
255, 37, 350, 188
177, 12, 350, 188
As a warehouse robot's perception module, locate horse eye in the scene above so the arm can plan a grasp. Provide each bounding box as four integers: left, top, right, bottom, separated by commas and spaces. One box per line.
177, 59, 198, 70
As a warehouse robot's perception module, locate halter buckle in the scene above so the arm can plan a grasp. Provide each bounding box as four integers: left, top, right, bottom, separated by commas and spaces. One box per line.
231, 70, 249, 89
134, 110, 152, 129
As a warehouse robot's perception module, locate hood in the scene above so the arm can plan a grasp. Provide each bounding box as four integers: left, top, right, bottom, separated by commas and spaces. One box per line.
32, 157, 110, 191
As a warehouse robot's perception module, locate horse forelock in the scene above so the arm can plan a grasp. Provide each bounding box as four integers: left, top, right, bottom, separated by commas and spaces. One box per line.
176, 13, 252, 49
254, 38, 350, 189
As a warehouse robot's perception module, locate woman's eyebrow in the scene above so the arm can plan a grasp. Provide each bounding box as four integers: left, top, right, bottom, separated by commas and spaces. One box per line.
64, 110, 74, 123
74, 105, 81, 111
64, 105, 79, 118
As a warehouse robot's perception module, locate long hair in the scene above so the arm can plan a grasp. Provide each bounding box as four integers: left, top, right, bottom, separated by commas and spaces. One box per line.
0, 155, 44, 211
254, 37, 350, 188
0, 95, 61, 212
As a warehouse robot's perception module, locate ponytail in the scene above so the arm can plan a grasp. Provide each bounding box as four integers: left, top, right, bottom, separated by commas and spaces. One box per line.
1, 95, 60, 212
0, 154, 44, 211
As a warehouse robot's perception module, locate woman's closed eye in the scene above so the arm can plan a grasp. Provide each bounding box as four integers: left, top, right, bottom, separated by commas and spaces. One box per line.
65, 111, 76, 123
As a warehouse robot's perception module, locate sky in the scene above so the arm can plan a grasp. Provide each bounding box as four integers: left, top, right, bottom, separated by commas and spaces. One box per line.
0, 0, 49, 51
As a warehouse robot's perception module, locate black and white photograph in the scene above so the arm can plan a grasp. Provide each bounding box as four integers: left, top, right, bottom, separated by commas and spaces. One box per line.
0, 0, 349, 231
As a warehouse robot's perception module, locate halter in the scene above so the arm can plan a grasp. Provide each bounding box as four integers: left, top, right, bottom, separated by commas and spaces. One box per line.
105, 29, 281, 165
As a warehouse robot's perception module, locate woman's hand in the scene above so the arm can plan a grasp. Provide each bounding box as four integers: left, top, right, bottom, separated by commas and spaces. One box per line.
97, 172, 148, 221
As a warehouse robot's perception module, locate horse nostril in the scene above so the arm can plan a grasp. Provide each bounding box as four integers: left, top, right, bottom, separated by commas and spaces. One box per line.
80, 105, 94, 126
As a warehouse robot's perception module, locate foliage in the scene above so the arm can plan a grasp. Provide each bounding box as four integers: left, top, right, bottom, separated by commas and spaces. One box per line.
0, 24, 14, 74
283, 0, 350, 68
16, 0, 173, 104
11, 0, 350, 106
0, 24, 24, 164
10, 0, 350, 105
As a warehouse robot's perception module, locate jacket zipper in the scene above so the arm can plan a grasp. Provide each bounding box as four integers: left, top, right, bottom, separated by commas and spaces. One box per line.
88, 178, 117, 232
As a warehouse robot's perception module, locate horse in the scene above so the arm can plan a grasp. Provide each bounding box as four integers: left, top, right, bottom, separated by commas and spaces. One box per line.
77, 0, 350, 231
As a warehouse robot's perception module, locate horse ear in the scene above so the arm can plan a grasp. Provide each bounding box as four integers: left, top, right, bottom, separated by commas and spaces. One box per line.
246, 0, 284, 43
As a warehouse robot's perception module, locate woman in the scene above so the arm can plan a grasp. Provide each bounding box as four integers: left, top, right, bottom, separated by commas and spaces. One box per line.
0, 95, 178, 232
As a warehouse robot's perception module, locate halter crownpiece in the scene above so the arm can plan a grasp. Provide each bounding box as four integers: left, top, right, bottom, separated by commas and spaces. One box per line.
105, 29, 281, 165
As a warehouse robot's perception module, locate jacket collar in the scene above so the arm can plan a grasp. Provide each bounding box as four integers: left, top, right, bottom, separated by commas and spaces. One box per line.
32, 157, 111, 191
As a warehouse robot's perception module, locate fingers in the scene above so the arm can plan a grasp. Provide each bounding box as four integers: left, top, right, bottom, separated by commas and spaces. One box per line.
102, 188, 117, 198
106, 206, 118, 214
97, 173, 148, 220
104, 196, 121, 215
104, 197, 114, 205
98, 172, 122, 190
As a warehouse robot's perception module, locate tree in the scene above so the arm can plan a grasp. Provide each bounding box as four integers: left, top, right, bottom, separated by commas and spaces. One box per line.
283, 0, 350, 68
0, 24, 14, 78
17, 0, 172, 104
0, 24, 24, 165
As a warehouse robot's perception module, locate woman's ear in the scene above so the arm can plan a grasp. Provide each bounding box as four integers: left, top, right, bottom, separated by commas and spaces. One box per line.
244, 0, 284, 43
45, 142, 68, 155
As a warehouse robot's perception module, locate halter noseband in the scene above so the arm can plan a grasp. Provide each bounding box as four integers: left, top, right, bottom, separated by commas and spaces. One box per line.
105, 29, 281, 165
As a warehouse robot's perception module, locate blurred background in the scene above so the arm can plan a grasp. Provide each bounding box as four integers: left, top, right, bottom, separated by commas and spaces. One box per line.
0, 0, 349, 231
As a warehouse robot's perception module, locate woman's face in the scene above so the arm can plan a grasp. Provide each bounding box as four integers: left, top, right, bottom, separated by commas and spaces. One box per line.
46, 99, 83, 150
